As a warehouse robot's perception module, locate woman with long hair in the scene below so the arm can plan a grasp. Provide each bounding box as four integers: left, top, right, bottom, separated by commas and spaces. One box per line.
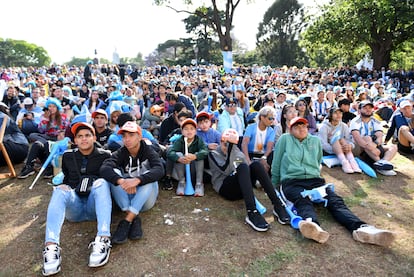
235, 89, 250, 118
274, 104, 298, 144
295, 98, 317, 134
83, 88, 105, 113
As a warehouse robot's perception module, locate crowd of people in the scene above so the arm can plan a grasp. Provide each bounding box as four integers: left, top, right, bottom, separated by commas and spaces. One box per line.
1, 63, 411, 275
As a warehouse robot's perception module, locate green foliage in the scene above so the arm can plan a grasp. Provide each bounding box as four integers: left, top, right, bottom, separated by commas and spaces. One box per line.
256, 0, 307, 67
302, 0, 414, 69
65, 57, 92, 67
0, 38, 51, 67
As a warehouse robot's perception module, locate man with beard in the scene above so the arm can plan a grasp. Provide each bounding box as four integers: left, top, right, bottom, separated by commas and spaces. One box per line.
350, 100, 398, 176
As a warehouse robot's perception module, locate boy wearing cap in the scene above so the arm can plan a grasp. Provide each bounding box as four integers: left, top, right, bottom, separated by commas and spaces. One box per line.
350, 100, 398, 176
196, 111, 221, 150
167, 118, 208, 196
91, 109, 113, 147
41, 122, 112, 276
338, 98, 356, 125
101, 121, 164, 245
272, 117, 396, 247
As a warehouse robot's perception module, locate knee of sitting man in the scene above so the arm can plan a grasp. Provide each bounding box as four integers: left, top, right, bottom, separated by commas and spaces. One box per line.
92, 178, 109, 189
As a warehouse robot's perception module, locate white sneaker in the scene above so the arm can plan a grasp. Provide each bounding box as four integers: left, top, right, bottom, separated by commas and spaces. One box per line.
194, 183, 204, 197
373, 159, 394, 171
88, 236, 111, 268
299, 220, 330, 243
42, 244, 61, 276
353, 224, 396, 247
176, 181, 185, 196
376, 169, 397, 176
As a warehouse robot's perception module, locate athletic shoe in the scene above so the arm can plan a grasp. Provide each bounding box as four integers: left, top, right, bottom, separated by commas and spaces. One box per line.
176, 181, 185, 196
88, 236, 112, 267
349, 159, 362, 173
245, 210, 269, 232
18, 165, 35, 179
353, 224, 396, 247
194, 183, 204, 197
341, 160, 354, 174
129, 216, 143, 240
273, 201, 290, 225
43, 166, 54, 179
373, 159, 394, 171
299, 220, 330, 243
162, 177, 173, 191
376, 169, 397, 176
42, 244, 61, 276
112, 220, 131, 244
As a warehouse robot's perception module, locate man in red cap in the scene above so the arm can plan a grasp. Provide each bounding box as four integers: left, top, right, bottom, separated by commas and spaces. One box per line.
100, 121, 164, 245
41, 122, 112, 276
272, 117, 396, 247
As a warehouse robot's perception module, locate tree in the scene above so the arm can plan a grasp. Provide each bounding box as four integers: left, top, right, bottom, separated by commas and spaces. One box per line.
0, 39, 51, 67
301, 0, 414, 70
256, 0, 306, 67
183, 6, 225, 63
154, 0, 246, 52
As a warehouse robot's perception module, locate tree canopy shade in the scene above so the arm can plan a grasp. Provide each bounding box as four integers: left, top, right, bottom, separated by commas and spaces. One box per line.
256, 0, 306, 67
0, 39, 51, 67
301, 0, 414, 70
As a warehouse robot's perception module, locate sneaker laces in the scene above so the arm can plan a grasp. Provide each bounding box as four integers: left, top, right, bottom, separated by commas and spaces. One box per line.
44, 245, 60, 262
89, 239, 109, 254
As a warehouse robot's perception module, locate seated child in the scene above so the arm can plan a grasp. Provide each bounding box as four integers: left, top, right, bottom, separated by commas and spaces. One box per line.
140, 104, 163, 139
196, 111, 221, 150
167, 118, 208, 196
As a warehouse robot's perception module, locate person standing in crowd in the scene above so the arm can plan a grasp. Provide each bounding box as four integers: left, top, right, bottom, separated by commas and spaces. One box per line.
101, 121, 164, 245
41, 122, 112, 276
350, 100, 398, 176
272, 117, 396, 246
208, 129, 289, 231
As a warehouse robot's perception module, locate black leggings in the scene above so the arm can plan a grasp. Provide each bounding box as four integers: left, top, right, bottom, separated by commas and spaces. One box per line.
219, 161, 279, 211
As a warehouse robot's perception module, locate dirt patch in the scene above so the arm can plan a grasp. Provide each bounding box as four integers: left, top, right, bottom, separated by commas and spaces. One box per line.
0, 152, 413, 276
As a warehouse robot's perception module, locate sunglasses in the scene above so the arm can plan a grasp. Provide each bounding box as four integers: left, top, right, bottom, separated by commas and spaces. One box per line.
267, 117, 275, 121
228, 103, 237, 107
297, 103, 306, 107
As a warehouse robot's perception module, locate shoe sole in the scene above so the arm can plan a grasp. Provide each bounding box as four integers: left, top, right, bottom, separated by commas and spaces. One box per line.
299, 221, 330, 243
88, 248, 111, 268
17, 171, 35, 179
272, 209, 289, 225
42, 263, 61, 276
245, 216, 269, 232
353, 230, 396, 247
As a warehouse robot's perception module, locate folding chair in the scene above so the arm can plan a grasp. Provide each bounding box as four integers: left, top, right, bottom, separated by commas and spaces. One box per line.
0, 115, 16, 178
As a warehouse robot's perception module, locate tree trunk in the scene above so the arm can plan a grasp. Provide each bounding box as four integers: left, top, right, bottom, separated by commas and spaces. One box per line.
370, 39, 392, 70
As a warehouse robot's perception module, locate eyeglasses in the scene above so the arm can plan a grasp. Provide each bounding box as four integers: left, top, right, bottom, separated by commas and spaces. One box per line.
267, 117, 275, 121
297, 103, 306, 107
228, 103, 237, 107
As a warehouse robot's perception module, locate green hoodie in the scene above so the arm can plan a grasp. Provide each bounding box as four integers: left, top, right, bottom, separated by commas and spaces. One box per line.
271, 133, 322, 185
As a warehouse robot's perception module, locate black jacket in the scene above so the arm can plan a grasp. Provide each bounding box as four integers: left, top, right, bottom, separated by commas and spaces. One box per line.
62, 145, 111, 189
100, 140, 165, 186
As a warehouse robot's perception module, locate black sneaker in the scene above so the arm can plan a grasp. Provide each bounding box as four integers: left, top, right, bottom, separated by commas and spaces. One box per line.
245, 210, 269, 232
129, 216, 143, 240
162, 177, 173, 191
43, 166, 54, 179
17, 165, 35, 179
112, 220, 131, 244
273, 200, 290, 225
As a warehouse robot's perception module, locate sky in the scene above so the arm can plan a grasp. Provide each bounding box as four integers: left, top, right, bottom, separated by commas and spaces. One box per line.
2, 0, 321, 64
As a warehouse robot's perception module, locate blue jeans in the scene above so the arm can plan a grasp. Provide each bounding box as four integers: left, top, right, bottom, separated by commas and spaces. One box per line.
45, 178, 112, 245
110, 181, 159, 215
